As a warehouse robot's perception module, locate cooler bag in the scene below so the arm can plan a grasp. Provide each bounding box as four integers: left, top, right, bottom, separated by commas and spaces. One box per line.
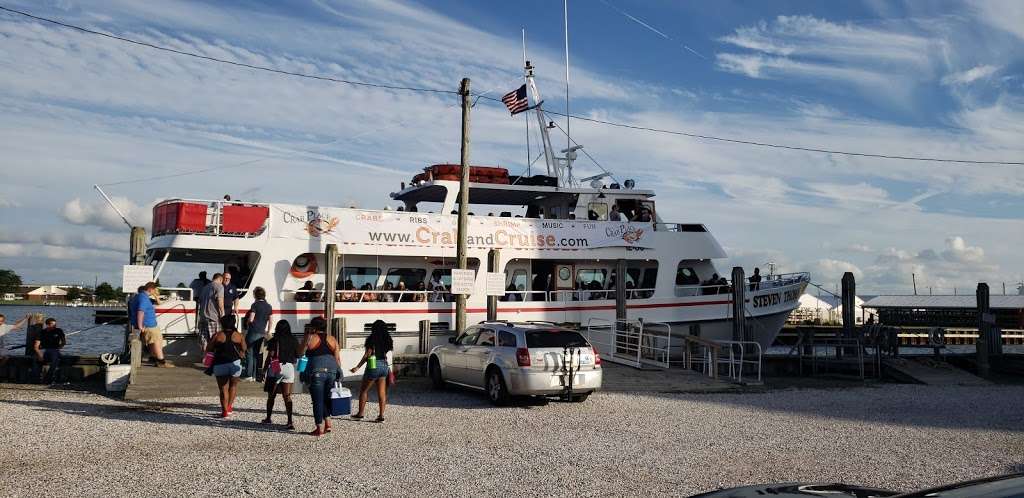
329, 383, 351, 417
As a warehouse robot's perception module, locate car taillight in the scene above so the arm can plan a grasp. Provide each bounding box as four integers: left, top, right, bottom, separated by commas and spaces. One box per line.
592, 345, 602, 365
516, 347, 531, 367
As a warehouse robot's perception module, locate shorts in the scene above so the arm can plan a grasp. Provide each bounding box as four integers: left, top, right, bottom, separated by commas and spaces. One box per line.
212, 360, 242, 378
363, 360, 390, 380
141, 327, 163, 347
272, 362, 296, 384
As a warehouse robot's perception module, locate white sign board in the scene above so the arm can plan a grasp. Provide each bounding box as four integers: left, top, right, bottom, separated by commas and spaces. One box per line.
122, 265, 154, 293
450, 269, 476, 295
485, 272, 506, 296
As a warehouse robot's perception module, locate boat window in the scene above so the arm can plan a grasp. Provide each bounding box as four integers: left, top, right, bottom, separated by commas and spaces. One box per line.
676, 265, 701, 286
587, 202, 608, 221
385, 268, 427, 288
498, 331, 518, 347
576, 269, 608, 291
340, 267, 381, 290
502, 269, 528, 301
428, 269, 451, 289
476, 329, 496, 347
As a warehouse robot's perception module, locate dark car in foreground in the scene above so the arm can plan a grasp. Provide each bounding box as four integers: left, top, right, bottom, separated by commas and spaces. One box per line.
689, 472, 1024, 498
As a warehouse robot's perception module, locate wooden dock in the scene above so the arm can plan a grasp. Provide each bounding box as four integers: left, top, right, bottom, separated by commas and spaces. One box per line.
882, 358, 991, 386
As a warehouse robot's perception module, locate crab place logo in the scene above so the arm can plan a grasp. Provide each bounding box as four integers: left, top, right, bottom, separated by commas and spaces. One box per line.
605, 224, 645, 245
282, 209, 339, 237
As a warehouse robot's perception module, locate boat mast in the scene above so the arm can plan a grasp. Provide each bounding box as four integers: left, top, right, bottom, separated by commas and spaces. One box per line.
524, 61, 558, 179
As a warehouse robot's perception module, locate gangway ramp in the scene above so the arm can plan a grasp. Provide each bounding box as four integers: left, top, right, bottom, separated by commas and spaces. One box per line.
882, 358, 991, 386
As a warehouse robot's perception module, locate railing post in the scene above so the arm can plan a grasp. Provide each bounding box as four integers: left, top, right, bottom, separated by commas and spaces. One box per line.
419, 319, 431, 354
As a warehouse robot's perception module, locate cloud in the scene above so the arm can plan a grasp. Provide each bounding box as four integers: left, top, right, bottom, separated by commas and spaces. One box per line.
970, 0, 1024, 42
801, 258, 863, 283
61, 197, 151, 232
942, 65, 1000, 86
716, 15, 942, 97
862, 236, 998, 292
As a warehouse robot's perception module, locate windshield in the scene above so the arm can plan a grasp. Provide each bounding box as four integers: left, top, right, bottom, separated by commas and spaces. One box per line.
525, 330, 589, 348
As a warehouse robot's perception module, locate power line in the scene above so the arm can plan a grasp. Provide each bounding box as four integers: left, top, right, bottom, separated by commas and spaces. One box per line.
478, 96, 1024, 166
0, 5, 457, 96
5, 4, 1023, 167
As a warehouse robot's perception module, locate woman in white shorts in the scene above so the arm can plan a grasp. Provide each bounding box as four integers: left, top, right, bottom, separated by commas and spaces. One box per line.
262, 320, 299, 430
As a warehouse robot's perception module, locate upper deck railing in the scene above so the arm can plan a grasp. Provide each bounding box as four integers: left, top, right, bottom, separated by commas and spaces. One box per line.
152, 199, 270, 238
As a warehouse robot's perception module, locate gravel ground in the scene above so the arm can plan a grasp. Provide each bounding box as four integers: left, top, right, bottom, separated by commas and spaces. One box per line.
1, 383, 1022, 497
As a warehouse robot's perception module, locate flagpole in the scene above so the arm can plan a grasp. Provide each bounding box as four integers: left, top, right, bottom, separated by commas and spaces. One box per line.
522, 28, 530, 177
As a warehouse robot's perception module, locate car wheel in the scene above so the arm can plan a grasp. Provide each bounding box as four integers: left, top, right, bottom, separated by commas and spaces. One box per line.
569, 392, 590, 403
429, 357, 445, 390
485, 368, 510, 406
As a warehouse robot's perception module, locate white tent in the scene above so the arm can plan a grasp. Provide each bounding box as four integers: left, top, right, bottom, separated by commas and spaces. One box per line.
26, 285, 68, 297
836, 295, 871, 324
790, 292, 836, 323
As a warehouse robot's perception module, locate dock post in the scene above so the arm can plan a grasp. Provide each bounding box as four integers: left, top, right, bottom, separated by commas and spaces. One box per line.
486, 249, 500, 321
129, 226, 146, 265
335, 317, 346, 349
731, 267, 746, 342
976, 283, 992, 377
324, 244, 338, 341
841, 272, 855, 339
419, 319, 431, 354
615, 259, 627, 322
128, 330, 141, 383
454, 77, 472, 337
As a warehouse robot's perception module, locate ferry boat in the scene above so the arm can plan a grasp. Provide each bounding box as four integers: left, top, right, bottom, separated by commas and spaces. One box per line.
141, 62, 808, 366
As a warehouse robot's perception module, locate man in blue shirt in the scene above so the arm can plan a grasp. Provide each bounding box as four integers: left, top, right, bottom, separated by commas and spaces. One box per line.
136, 282, 173, 368
223, 271, 240, 315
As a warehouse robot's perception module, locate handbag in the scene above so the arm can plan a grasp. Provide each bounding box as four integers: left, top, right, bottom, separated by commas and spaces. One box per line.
202, 352, 215, 368
387, 368, 396, 386
268, 342, 281, 376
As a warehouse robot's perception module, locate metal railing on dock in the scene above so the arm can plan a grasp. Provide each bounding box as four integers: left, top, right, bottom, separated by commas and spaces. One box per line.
584, 318, 672, 369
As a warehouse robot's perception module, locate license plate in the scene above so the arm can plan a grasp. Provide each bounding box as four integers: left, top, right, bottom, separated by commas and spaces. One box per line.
551, 374, 586, 387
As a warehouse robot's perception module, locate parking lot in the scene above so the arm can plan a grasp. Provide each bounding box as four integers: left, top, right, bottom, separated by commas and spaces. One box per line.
2, 381, 1022, 496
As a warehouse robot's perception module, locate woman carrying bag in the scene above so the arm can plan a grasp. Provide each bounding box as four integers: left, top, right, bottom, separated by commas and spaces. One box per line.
350, 319, 393, 423
298, 317, 341, 436
261, 320, 299, 430
206, 315, 246, 418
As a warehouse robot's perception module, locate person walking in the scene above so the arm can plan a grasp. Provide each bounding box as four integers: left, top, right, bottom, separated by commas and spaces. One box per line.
136, 282, 174, 368
32, 318, 66, 384
242, 286, 272, 381
206, 315, 245, 418
261, 320, 298, 430
223, 272, 240, 315
198, 273, 225, 349
298, 317, 341, 436
23, 313, 44, 357
350, 319, 393, 423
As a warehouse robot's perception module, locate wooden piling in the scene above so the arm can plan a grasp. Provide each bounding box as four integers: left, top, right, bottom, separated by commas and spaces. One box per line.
615, 259, 627, 322
324, 244, 338, 341
841, 272, 855, 339
731, 267, 745, 342
486, 249, 500, 321
419, 319, 431, 354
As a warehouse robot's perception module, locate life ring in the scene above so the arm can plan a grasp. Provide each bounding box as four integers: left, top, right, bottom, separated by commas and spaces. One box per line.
290, 253, 318, 278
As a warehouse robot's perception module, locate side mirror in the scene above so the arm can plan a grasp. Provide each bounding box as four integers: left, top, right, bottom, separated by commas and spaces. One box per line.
448, 337, 456, 344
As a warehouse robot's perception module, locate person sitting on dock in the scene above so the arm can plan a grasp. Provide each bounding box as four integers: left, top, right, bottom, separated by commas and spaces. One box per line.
206, 315, 246, 418
32, 318, 65, 384
136, 282, 173, 368
199, 273, 225, 348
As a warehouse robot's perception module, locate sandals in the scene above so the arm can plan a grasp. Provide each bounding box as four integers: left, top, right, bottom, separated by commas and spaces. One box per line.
285, 423, 295, 431
260, 418, 273, 425
351, 414, 364, 420
308, 428, 323, 437
374, 416, 385, 423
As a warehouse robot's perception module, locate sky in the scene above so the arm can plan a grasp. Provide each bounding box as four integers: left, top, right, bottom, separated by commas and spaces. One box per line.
0, 0, 1022, 294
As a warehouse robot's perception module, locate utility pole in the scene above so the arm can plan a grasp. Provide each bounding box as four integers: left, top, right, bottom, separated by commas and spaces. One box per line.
455, 77, 471, 336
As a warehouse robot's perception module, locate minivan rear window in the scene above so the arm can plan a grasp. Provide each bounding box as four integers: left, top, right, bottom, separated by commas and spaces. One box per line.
525, 330, 589, 348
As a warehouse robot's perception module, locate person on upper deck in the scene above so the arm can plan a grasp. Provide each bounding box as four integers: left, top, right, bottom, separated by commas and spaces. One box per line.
351, 319, 393, 423
262, 320, 298, 430
502, 283, 520, 302
296, 281, 319, 302
429, 273, 447, 302
360, 283, 377, 302
299, 317, 341, 436
379, 281, 396, 302
609, 204, 623, 222
748, 268, 762, 291
339, 280, 357, 302
413, 281, 428, 302
396, 281, 411, 302
701, 274, 719, 296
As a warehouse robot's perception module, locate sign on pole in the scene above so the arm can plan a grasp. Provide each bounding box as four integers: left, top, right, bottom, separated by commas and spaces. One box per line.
450, 269, 476, 295
485, 272, 506, 296
122, 264, 153, 293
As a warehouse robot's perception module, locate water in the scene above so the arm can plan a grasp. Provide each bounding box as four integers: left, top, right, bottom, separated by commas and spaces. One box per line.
0, 305, 125, 356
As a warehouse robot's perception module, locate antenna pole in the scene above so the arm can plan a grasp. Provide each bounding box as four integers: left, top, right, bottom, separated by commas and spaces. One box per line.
563, 0, 571, 153
93, 184, 133, 229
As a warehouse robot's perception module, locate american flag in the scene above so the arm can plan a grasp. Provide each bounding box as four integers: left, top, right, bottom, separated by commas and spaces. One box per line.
501, 84, 529, 115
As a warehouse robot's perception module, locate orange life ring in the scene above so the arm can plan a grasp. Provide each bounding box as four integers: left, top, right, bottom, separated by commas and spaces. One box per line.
290, 253, 318, 278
